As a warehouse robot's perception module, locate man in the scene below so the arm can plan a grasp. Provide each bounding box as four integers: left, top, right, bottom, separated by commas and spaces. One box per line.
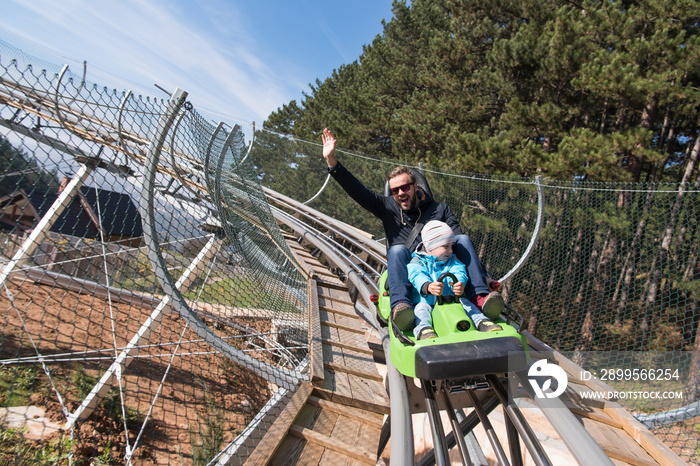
321, 128, 503, 330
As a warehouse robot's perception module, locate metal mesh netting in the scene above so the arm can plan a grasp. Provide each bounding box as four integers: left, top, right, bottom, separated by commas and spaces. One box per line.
0, 34, 308, 464
250, 134, 700, 462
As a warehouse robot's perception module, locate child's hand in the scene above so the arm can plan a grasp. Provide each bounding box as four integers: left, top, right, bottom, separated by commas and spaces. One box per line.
427, 281, 444, 296
453, 281, 464, 296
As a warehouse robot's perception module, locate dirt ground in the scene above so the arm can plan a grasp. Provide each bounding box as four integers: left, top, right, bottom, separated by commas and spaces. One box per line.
0, 278, 275, 465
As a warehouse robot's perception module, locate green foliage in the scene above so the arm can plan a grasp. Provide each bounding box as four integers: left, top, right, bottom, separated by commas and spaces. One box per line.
189, 379, 225, 465
262, 0, 699, 183
70, 364, 97, 400
0, 428, 73, 465
0, 365, 38, 407
0, 135, 59, 197
182, 274, 300, 314
103, 388, 145, 430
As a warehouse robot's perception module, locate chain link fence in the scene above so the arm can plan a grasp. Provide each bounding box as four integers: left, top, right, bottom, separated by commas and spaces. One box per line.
0, 33, 308, 464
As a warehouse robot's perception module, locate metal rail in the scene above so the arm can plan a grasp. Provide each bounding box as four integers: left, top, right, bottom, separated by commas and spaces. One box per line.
498, 175, 545, 284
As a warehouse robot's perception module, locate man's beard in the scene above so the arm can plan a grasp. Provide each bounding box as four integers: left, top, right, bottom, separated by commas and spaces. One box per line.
399, 193, 417, 211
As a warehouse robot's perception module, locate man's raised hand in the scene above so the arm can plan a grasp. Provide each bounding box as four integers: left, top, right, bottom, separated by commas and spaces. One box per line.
321, 128, 338, 167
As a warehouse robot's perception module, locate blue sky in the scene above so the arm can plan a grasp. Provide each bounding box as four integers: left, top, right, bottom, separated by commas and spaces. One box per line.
0, 0, 394, 126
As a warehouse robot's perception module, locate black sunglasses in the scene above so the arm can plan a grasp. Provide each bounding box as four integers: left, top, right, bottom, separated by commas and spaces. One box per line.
390, 182, 415, 195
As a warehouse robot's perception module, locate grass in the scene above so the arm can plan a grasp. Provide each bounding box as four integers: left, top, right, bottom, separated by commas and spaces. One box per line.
0, 427, 73, 465
190, 379, 226, 465
0, 365, 38, 407
183, 275, 301, 314
0, 364, 144, 465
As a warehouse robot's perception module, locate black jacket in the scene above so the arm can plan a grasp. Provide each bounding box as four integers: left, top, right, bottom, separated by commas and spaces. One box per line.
328, 162, 463, 252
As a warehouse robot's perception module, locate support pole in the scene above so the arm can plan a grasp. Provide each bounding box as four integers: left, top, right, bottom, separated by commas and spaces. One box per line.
386, 337, 415, 464
504, 410, 524, 466
423, 380, 450, 466
487, 374, 552, 466
498, 175, 545, 284
514, 370, 614, 466
440, 385, 473, 466
467, 389, 511, 466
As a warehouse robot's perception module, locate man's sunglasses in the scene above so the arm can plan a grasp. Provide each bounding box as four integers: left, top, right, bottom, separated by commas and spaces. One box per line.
390, 182, 415, 195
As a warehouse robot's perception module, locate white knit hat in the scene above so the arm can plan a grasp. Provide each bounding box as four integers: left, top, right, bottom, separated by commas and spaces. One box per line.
421, 220, 454, 252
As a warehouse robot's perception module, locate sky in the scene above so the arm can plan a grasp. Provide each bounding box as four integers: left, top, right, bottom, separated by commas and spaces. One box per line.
0, 0, 395, 126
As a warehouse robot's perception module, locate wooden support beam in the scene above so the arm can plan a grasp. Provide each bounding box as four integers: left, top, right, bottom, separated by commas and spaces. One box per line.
321, 321, 365, 335
321, 338, 373, 356
288, 425, 378, 465
308, 278, 324, 385
245, 383, 314, 466
316, 280, 348, 291
324, 363, 383, 382
307, 396, 384, 429
319, 305, 357, 319
318, 294, 355, 306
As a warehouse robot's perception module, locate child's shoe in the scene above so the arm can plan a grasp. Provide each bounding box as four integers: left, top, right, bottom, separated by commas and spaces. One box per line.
477, 319, 503, 332
418, 327, 438, 340
392, 302, 415, 331
472, 292, 505, 320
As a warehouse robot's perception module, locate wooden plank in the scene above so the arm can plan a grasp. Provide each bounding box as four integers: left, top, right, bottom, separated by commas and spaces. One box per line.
269, 402, 328, 465
268, 436, 307, 465
245, 383, 314, 466
310, 266, 340, 278
269, 403, 324, 465
578, 416, 659, 466
561, 399, 623, 428
322, 338, 373, 356
318, 286, 353, 303
308, 278, 324, 385
289, 425, 378, 465
321, 328, 354, 399
328, 407, 382, 466
313, 388, 391, 416
317, 279, 349, 291
318, 294, 355, 307
308, 396, 384, 429
322, 320, 366, 335
325, 362, 384, 382
560, 381, 608, 409
320, 305, 358, 319
285, 241, 316, 279
320, 300, 386, 407
322, 413, 371, 466
603, 405, 687, 466
347, 373, 391, 411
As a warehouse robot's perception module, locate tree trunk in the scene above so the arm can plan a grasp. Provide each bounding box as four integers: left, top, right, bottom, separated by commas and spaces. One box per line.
556, 226, 584, 350
573, 227, 617, 364
638, 129, 699, 349
613, 189, 655, 324
686, 302, 700, 401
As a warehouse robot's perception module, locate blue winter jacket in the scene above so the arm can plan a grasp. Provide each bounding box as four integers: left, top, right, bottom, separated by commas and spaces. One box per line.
407, 245, 469, 306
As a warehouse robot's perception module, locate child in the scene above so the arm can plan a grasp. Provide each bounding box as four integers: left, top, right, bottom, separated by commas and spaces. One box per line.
408, 220, 503, 340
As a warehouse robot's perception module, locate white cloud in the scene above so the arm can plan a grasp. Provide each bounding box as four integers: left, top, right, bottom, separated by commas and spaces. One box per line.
3, 0, 291, 122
